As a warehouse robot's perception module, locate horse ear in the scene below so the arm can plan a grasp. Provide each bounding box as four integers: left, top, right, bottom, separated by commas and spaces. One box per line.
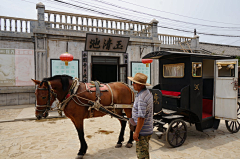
32, 79, 41, 85
61, 76, 69, 91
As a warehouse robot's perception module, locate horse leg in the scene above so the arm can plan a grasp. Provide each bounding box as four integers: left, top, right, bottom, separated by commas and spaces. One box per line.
74, 119, 88, 159
115, 119, 127, 148
124, 108, 134, 148
125, 130, 134, 148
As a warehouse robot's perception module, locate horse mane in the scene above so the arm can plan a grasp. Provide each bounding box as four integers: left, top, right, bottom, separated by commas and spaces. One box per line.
40, 75, 73, 91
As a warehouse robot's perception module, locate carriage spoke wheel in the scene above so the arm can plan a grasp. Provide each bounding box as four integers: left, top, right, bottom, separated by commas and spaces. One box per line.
225, 102, 240, 133
166, 119, 187, 147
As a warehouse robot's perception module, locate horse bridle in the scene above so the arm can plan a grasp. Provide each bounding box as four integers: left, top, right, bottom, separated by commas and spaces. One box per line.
36, 81, 57, 115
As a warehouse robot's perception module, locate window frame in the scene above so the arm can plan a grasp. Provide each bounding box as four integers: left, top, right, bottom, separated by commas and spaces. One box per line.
163, 63, 185, 78
192, 62, 202, 77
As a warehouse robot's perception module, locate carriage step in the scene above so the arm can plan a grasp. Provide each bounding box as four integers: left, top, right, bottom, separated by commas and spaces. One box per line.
203, 128, 217, 132
155, 132, 164, 136
162, 115, 184, 119
162, 108, 177, 114
155, 132, 164, 139
153, 119, 166, 125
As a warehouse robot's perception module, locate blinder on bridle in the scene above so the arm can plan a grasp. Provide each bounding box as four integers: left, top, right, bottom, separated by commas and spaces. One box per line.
36, 81, 57, 116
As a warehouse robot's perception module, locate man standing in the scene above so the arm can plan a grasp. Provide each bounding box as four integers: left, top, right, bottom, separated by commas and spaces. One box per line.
128, 73, 153, 159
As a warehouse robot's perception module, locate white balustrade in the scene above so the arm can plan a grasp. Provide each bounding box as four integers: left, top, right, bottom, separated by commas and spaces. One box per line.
158, 34, 195, 45
0, 16, 35, 33
44, 10, 151, 37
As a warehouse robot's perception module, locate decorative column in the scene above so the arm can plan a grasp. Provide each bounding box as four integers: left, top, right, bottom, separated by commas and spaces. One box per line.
35, 2, 47, 80
150, 19, 159, 40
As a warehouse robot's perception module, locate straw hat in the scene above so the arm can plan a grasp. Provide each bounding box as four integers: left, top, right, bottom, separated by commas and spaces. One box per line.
128, 73, 151, 86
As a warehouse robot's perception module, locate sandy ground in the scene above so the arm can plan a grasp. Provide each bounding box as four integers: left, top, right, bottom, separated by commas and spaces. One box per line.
0, 108, 240, 159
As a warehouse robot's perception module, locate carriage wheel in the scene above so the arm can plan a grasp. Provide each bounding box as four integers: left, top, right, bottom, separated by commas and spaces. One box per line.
166, 119, 187, 147
225, 102, 240, 133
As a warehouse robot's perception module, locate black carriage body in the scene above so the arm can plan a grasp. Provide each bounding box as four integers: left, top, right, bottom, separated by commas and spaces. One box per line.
145, 51, 234, 131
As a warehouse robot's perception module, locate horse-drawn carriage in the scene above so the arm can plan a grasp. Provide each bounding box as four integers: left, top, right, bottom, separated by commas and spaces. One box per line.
144, 51, 240, 147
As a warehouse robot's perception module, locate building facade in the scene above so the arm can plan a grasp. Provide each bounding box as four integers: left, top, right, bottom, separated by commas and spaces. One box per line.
0, 3, 223, 106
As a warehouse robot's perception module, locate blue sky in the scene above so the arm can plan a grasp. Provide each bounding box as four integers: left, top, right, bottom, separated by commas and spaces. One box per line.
0, 0, 240, 46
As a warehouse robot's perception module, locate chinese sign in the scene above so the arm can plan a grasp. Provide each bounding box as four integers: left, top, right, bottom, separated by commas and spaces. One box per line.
85, 33, 129, 53
51, 59, 79, 78
0, 48, 34, 86
82, 51, 88, 83
131, 62, 151, 84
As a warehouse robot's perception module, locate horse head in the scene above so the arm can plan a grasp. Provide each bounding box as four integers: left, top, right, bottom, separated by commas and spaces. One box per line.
32, 75, 73, 119
32, 79, 57, 120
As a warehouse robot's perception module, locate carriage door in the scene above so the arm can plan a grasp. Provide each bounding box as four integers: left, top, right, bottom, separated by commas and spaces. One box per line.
214, 59, 238, 121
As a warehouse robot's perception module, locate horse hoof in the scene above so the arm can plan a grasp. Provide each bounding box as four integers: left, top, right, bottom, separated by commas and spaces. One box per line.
75, 155, 84, 159
115, 143, 122, 148
125, 143, 133, 148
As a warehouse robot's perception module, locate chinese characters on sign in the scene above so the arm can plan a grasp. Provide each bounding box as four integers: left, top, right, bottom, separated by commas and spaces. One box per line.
51, 59, 79, 78
85, 33, 129, 53
131, 62, 151, 84
0, 48, 34, 86
82, 51, 88, 83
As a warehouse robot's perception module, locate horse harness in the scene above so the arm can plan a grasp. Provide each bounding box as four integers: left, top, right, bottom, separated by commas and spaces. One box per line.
56, 79, 134, 121
36, 81, 57, 116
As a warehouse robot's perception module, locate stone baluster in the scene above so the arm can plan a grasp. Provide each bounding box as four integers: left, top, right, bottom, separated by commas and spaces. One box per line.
54, 14, 56, 28
86, 18, 89, 31
65, 15, 67, 29
132, 23, 135, 35
115, 21, 118, 34
15, 19, 17, 32
47, 13, 50, 28
137, 24, 139, 36
114, 21, 116, 34
60, 14, 62, 29
101, 19, 104, 33
20, 20, 22, 32
120, 22, 122, 35
96, 19, 99, 32
110, 21, 113, 34
70, 16, 73, 30
9, 19, 12, 31
76, 17, 78, 30
91, 18, 93, 32
106, 20, 108, 33
25, 20, 27, 32
81, 17, 84, 31
124, 22, 126, 35
4, 18, 6, 31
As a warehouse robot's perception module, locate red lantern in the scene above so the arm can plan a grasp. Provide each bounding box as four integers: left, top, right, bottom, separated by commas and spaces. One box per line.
142, 59, 153, 67
60, 52, 73, 66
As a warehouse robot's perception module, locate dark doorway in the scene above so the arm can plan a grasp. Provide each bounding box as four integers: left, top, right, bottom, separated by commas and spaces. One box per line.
92, 56, 118, 83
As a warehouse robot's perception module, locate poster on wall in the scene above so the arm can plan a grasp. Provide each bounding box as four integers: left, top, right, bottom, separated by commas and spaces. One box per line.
0, 49, 15, 86
50, 59, 79, 78
131, 61, 151, 84
15, 49, 34, 86
0, 48, 34, 86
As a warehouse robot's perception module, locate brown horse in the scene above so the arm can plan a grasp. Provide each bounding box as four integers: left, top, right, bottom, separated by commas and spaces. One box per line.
32, 75, 134, 159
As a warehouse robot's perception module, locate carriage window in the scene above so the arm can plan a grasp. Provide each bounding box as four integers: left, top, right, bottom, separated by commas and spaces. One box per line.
192, 62, 202, 77
163, 63, 184, 78
217, 63, 235, 77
